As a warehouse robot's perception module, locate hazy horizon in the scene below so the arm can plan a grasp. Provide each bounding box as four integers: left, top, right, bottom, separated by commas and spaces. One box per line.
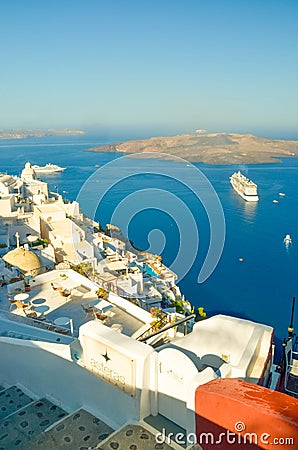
1, 126, 298, 143
1, 1, 297, 138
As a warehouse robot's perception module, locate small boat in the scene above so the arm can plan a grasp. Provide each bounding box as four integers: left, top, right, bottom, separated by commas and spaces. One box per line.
284, 234, 292, 244
32, 163, 66, 174
273, 199, 278, 204
279, 192, 286, 197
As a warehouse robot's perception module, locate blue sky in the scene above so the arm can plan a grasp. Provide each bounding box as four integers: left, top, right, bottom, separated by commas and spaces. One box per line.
0, 0, 297, 138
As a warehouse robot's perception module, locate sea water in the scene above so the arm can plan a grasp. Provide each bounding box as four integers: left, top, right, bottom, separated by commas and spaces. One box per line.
0, 136, 297, 355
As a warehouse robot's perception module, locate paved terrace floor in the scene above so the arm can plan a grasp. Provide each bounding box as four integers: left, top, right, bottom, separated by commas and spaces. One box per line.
0, 275, 145, 338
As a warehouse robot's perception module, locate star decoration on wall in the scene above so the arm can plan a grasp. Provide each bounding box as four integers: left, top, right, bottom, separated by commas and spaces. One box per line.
101, 350, 111, 363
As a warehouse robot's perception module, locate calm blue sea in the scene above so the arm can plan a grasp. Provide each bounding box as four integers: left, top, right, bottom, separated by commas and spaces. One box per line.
1, 136, 297, 356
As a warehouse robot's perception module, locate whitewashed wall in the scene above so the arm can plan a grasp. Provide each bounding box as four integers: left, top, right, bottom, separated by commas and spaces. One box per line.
0, 335, 152, 429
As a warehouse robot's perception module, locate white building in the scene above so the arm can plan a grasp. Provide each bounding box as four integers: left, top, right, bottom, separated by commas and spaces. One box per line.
21, 162, 49, 204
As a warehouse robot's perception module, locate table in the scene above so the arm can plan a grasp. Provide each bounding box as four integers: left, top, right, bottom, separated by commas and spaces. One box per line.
32, 298, 46, 305
14, 293, 30, 303
54, 316, 74, 335
54, 316, 70, 326
33, 305, 49, 313
111, 323, 123, 333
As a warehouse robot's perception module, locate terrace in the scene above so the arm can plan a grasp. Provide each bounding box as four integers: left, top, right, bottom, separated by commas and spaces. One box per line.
0, 269, 150, 341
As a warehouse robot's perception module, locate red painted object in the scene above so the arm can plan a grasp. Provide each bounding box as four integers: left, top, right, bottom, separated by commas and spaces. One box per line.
195, 378, 298, 449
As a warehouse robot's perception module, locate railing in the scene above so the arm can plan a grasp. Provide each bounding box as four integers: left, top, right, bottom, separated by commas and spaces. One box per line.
283, 337, 298, 397
3, 329, 62, 344
136, 314, 195, 343
135, 316, 169, 341
0, 308, 76, 339
292, 335, 298, 354
284, 363, 298, 397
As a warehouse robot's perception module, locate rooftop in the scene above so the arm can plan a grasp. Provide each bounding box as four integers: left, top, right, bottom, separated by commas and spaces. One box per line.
34, 203, 66, 214
0, 269, 148, 340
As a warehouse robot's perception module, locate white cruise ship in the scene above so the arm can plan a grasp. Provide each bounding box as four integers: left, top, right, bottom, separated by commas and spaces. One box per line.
32, 163, 66, 174
230, 171, 259, 201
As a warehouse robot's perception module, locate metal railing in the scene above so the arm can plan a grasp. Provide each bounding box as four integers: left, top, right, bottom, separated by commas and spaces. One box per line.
0, 308, 76, 339
283, 337, 298, 397
3, 329, 62, 344
136, 314, 195, 343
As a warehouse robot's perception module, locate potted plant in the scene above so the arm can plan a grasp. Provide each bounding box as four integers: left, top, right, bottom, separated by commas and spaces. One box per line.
24, 280, 31, 292
96, 288, 108, 299
195, 306, 207, 321
150, 306, 167, 331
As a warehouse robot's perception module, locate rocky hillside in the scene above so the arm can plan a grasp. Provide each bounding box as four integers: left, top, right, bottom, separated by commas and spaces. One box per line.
87, 132, 298, 164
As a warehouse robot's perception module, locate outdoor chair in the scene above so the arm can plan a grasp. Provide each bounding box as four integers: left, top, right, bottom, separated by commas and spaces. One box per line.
24, 309, 38, 319
16, 300, 29, 310
59, 289, 71, 298
8, 297, 18, 310
62, 290, 71, 298
93, 310, 108, 322
55, 328, 70, 335
33, 314, 46, 323
45, 324, 57, 332
81, 304, 94, 316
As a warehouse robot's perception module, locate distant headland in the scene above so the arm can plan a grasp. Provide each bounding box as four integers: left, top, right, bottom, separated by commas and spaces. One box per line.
86, 131, 298, 164
0, 128, 85, 140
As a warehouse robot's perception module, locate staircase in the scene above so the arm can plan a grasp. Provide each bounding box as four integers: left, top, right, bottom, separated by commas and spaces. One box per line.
0, 385, 186, 449
0, 385, 113, 450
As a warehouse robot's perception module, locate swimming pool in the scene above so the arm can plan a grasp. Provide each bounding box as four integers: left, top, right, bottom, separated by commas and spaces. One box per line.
144, 264, 160, 278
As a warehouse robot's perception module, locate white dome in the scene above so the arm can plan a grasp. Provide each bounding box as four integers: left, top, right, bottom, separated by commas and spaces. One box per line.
3, 247, 42, 275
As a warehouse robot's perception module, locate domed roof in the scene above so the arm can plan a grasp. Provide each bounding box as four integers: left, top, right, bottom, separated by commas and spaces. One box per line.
21, 162, 36, 179
3, 247, 42, 274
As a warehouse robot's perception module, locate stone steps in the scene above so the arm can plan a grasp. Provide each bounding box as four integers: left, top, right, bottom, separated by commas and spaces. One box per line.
0, 385, 185, 449
28, 408, 114, 449
0, 393, 67, 450
0, 386, 33, 420
95, 423, 178, 450
0, 386, 115, 450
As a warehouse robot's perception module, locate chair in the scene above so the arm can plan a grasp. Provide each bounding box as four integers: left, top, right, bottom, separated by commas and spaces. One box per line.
24, 309, 38, 319
81, 304, 94, 316
8, 297, 18, 310
13, 288, 22, 295
55, 328, 70, 335
93, 310, 108, 322
33, 314, 46, 323
16, 300, 29, 310
45, 324, 57, 332
62, 290, 71, 298
59, 289, 70, 298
